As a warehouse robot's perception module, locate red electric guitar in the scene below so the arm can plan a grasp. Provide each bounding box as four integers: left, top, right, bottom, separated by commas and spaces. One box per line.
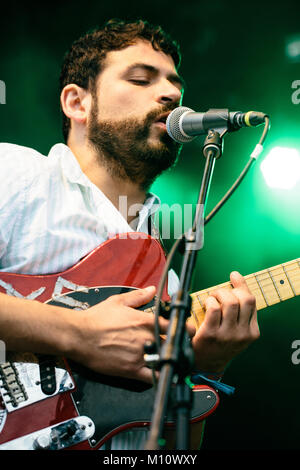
0, 233, 299, 450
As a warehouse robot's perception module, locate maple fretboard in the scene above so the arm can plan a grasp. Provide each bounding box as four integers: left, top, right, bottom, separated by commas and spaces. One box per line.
190, 258, 300, 327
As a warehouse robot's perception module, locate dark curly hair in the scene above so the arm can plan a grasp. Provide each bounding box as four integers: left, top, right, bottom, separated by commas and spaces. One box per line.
59, 18, 181, 142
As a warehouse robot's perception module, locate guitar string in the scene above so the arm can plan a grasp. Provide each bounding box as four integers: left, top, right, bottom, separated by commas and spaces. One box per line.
282, 264, 297, 296
191, 263, 300, 325
267, 268, 282, 301
193, 263, 300, 305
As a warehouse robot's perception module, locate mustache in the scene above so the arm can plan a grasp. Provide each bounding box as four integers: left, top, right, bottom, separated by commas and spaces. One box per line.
144, 102, 179, 125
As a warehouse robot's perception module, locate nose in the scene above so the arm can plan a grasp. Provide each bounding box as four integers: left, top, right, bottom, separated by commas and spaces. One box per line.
156, 79, 182, 106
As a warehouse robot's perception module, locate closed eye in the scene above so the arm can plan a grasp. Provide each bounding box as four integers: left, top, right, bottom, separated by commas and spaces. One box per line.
128, 79, 150, 85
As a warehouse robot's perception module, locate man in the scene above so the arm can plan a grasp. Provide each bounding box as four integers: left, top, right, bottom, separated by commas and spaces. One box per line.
0, 19, 259, 449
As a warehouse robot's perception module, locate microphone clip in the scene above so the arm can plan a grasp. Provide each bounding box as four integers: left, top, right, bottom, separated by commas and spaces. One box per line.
203, 129, 224, 159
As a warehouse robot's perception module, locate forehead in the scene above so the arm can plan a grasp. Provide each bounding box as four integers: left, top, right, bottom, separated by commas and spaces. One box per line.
102, 40, 178, 76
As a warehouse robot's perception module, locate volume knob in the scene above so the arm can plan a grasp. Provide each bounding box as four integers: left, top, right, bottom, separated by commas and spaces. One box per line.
33, 433, 51, 450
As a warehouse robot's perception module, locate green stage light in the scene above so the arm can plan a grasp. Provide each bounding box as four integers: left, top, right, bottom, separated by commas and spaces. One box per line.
285, 35, 300, 63
260, 146, 300, 189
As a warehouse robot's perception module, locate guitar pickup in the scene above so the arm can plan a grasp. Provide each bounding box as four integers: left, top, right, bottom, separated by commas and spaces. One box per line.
38, 355, 57, 396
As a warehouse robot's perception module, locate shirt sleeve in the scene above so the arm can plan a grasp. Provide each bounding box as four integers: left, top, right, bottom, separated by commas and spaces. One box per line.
168, 268, 180, 296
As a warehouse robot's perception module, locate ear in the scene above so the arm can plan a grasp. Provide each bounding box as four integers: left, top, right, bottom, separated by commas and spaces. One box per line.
60, 84, 91, 125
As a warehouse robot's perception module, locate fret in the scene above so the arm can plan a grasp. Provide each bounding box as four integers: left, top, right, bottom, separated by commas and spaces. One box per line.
196, 294, 204, 311
282, 264, 296, 296
253, 270, 281, 306
189, 305, 201, 329
267, 269, 282, 301
267, 265, 295, 301
195, 290, 210, 308
254, 274, 269, 306
194, 294, 205, 328
284, 261, 300, 295
244, 275, 267, 310
190, 292, 208, 328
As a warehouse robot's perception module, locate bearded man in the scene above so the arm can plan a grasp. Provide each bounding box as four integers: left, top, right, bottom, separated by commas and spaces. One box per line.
0, 19, 259, 450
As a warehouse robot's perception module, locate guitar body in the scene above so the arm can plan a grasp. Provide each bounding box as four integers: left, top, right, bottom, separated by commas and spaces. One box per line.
0, 234, 219, 450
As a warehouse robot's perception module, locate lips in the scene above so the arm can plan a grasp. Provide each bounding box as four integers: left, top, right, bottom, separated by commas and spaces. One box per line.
154, 112, 171, 125
152, 112, 172, 132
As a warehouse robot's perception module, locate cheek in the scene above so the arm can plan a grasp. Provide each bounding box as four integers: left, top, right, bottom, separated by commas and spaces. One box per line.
98, 82, 147, 120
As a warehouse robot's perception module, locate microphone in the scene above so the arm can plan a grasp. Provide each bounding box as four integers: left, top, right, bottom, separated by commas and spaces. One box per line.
166, 106, 268, 143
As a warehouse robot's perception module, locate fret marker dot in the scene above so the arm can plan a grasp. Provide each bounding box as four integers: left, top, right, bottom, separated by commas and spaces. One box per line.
280, 280, 284, 284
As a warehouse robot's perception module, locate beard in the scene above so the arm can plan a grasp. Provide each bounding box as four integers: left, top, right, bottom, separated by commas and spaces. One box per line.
87, 99, 182, 191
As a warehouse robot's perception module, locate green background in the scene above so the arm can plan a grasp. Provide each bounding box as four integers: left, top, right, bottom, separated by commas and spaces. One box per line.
1, 0, 300, 451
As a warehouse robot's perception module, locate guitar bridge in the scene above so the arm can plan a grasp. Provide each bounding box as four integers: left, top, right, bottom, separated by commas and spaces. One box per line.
0, 352, 75, 413
0, 362, 28, 408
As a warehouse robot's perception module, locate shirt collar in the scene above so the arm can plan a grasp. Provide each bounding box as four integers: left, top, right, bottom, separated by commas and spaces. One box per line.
48, 143, 90, 186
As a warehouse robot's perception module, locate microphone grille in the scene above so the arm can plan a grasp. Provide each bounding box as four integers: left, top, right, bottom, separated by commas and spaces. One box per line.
166, 106, 195, 143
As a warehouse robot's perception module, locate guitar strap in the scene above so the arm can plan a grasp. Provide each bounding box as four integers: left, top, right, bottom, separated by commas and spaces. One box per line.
147, 214, 168, 257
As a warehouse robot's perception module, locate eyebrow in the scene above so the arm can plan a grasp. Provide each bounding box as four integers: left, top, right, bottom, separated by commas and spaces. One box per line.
123, 63, 186, 91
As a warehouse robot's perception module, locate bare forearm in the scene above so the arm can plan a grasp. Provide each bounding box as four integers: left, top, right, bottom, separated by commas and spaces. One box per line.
0, 287, 187, 383
0, 292, 75, 356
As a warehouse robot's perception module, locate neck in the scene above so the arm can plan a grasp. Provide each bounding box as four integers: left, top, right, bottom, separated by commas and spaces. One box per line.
189, 258, 300, 328
67, 140, 147, 224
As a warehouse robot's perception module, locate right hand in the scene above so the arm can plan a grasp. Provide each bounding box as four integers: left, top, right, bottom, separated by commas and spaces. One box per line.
68, 286, 195, 384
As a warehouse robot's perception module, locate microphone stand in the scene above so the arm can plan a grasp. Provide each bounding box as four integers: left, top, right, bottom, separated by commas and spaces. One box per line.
144, 129, 224, 450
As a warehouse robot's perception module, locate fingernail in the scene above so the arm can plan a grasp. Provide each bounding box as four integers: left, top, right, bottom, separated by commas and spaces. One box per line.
144, 285, 156, 292
231, 271, 240, 278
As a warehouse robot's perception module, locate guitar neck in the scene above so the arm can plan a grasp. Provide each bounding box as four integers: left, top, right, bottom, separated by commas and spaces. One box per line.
190, 258, 300, 328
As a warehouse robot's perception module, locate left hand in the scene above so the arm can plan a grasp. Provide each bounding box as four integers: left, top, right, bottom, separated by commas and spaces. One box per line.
191, 271, 260, 374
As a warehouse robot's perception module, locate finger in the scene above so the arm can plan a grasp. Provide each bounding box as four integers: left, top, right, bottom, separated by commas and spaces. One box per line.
249, 305, 258, 326
115, 286, 156, 308
211, 287, 240, 327
136, 365, 159, 385
202, 295, 222, 330
230, 272, 257, 327
232, 289, 257, 327
249, 309, 260, 338
230, 271, 250, 292
185, 320, 196, 338
156, 316, 170, 335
